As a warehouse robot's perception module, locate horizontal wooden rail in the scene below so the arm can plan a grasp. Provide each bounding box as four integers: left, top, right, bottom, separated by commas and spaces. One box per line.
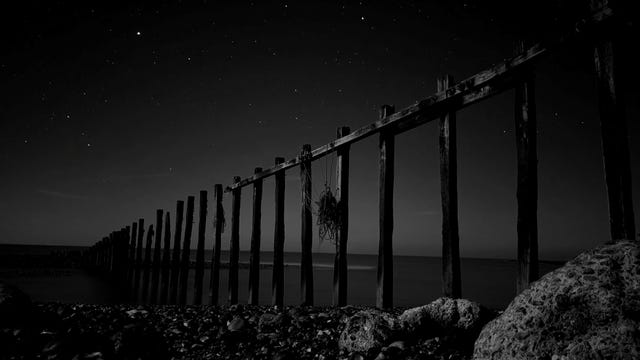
225, 6, 612, 192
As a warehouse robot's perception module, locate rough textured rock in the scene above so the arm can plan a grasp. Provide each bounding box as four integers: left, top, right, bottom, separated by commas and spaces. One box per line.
474, 240, 640, 360
399, 297, 486, 336
338, 309, 399, 356
0, 282, 32, 327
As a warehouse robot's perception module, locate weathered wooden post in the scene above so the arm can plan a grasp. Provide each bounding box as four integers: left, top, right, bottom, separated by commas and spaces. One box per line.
134, 219, 144, 300
124, 226, 132, 290
377, 105, 395, 309
334, 126, 350, 306
438, 75, 462, 298
179, 196, 195, 305
229, 176, 242, 305
249, 167, 263, 305
209, 185, 224, 305
150, 209, 164, 303
272, 157, 286, 307
128, 222, 138, 295
107, 232, 114, 275
300, 144, 314, 306
590, 0, 636, 241
169, 200, 184, 304
193, 191, 208, 305
512, 45, 539, 294
114, 230, 123, 281
160, 212, 171, 304
141, 224, 154, 303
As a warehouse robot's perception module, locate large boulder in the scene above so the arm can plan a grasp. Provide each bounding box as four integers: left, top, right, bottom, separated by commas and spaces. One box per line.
338, 309, 399, 356
0, 282, 32, 328
473, 240, 640, 359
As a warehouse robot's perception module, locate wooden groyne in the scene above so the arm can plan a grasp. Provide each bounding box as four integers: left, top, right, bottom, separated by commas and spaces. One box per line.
82, 2, 634, 307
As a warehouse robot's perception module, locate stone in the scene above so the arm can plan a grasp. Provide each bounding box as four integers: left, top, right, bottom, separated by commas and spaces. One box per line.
399, 297, 489, 339
227, 316, 245, 332
473, 240, 640, 359
0, 282, 32, 328
338, 309, 399, 356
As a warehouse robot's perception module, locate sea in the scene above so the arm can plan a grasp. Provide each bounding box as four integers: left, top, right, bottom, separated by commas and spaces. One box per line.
0, 245, 563, 310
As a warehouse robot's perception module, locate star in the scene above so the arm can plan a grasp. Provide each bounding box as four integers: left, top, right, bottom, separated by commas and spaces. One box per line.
136, 31, 141, 36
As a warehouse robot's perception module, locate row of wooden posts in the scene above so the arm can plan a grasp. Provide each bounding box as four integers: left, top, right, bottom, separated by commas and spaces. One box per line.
84, 3, 635, 308
86, 190, 225, 305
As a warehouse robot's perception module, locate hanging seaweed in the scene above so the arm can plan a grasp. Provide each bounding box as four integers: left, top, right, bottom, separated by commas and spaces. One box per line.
315, 184, 340, 244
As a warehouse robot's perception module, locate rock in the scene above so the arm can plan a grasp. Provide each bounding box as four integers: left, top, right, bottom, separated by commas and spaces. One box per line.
399, 297, 490, 339
474, 240, 640, 359
338, 309, 399, 356
387, 340, 405, 350
0, 282, 32, 327
227, 316, 245, 332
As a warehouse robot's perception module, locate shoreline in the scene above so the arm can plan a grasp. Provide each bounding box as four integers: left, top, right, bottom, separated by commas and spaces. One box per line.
2, 301, 475, 360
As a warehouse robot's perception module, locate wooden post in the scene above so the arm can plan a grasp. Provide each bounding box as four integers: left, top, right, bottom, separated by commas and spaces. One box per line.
159, 212, 171, 304
229, 176, 242, 304
169, 201, 184, 304
114, 230, 123, 282
377, 105, 395, 309
179, 196, 195, 305
128, 222, 138, 295
333, 126, 350, 306
123, 226, 132, 297
150, 209, 163, 303
141, 224, 154, 303
193, 191, 208, 305
107, 233, 114, 275
209, 185, 223, 305
122, 228, 130, 284
512, 45, 539, 294
272, 157, 286, 307
249, 167, 263, 305
590, 2, 636, 241
438, 75, 462, 298
134, 219, 144, 299
300, 144, 314, 306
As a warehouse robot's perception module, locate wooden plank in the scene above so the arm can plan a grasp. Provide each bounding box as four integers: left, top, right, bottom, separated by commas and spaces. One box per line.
179, 196, 195, 305
592, 28, 636, 241
134, 219, 144, 299
209, 185, 223, 305
333, 126, 350, 306
159, 212, 172, 304
150, 209, 163, 303
224, 8, 613, 193
300, 144, 314, 306
229, 176, 242, 304
169, 201, 184, 304
272, 157, 286, 307
141, 224, 154, 303
193, 190, 208, 305
438, 75, 462, 298
377, 105, 395, 309
513, 42, 540, 293
248, 168, 263, 305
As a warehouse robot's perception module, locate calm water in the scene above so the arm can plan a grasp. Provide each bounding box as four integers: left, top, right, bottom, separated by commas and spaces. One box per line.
0, 245, 563, 309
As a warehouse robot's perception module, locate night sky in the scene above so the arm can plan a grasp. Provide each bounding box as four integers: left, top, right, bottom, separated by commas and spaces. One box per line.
1, 1, 638, 260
